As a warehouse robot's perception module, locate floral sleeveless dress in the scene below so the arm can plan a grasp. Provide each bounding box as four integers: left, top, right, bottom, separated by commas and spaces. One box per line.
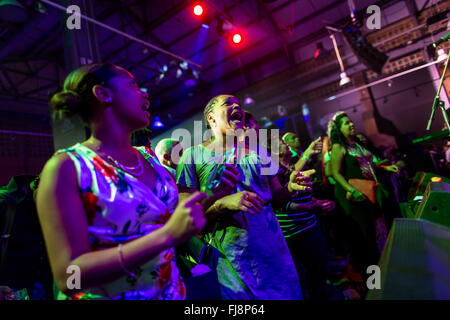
55, 143, 185, 300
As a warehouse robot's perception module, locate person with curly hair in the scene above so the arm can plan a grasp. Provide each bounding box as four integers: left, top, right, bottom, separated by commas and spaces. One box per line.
327, 112, 398, 290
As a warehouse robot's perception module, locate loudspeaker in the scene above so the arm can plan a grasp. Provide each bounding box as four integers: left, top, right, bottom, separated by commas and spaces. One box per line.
415, 182, 450, 228
367, 219, 450, 300
398, 202, 419, 219
343, 24, 388, 74
407, 172, 450, 201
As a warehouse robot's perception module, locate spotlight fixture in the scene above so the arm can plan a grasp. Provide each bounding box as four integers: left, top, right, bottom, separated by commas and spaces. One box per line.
152, 116, 165, 129
179, 61, 189, 70
183, 69, 199, 87
314, 42, 324, 59
192, 2, 213, 29
437, 49, 448, 62
232, 33, 242, 44
302, 104, 310, 116
176, 61, 189, 79
244, 95, 255, 105
155, 64, 168, 85
217, 15, 234, 37
343, 23, 387, 74
193, 4, 203, 16
200, 13, 213, 29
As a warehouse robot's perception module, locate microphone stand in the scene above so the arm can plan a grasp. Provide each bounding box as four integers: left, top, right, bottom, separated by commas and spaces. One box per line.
427, 51, 450, 133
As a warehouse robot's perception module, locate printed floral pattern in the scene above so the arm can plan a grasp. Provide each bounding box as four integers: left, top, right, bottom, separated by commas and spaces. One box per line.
156, 209, 172, 225
81, 190, 99, 225
55, 143, 184, 300
92, 155, 131, 193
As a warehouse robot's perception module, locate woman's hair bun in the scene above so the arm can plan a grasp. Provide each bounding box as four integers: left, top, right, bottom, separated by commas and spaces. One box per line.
49, 90, 83, 119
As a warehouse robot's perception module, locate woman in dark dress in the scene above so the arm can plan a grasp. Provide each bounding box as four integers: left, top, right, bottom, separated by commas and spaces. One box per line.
328, 112, 398, 286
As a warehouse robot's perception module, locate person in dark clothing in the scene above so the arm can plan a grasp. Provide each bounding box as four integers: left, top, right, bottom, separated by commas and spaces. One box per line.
328, 112, 399, 289
274, 139, 336, 300
0, 175, 53, 300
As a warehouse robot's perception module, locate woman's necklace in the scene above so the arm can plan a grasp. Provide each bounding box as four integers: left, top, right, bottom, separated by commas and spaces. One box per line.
355, 142, 378, 183
106, 149, 144, 176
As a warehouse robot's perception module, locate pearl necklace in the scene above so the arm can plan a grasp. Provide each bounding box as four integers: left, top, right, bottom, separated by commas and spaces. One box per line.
107, 149, 144, 176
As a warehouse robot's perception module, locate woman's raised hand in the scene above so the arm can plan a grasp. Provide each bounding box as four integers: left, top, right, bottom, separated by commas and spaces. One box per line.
215, 191, 265, 215
288, 169, 315, 192
304, 137, 323, 158
163, 192, 208, 246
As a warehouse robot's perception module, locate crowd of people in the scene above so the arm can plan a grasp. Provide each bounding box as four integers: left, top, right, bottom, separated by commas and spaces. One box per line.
0, 62, 445, 300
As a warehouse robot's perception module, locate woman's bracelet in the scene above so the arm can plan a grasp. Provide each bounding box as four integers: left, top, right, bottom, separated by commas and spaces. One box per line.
301, 153, 310, 162
213, 202, 220, 214
118, 244, 143, 287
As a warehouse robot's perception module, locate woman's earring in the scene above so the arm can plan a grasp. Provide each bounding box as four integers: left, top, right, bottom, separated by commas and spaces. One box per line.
105, 97, 112, 104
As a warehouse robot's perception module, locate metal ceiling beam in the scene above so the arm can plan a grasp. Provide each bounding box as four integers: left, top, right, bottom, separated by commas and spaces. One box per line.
0, 12, 47, 62
132, 0, 345, 77
101, 6, 171, 64
126, 0, 258, 73
1, 70, 19, 97
250, 0, 296, 66
21, 81, 59, 98
130, 0, 312, 74
18, 22, 62, 59
188, 0, 394, 79
150, 0, 398, 115
99, 0, 191, 63
15, 60, 60, 87
16, 2, 119, 61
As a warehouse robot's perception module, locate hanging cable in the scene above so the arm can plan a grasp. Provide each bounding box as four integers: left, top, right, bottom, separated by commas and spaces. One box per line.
39, 0, 202, 69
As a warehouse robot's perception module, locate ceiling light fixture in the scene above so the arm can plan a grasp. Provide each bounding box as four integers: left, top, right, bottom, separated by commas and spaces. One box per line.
327, 26, 352, 87
193, 4, 203, 16
437, 49, 448, 62
152, 116, 164, 129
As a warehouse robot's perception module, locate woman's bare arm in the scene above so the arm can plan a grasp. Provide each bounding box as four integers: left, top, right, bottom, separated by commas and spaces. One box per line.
37, 154, 200, 296
330, 143, 353, 193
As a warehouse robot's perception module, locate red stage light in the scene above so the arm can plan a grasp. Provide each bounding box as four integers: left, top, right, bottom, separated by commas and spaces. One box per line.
193, 5, 203, 16
232, 33, 242, 44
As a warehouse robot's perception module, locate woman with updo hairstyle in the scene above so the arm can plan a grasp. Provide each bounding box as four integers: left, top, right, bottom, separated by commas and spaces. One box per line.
37, 63, 207, 300
328, 111, 398, 290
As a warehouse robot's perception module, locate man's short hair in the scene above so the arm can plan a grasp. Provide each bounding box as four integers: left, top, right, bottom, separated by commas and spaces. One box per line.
155, 138, 180, 162
282, 132, 296, 142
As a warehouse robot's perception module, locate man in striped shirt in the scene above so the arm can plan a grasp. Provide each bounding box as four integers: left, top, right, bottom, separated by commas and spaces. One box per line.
275, 139, 335, 300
